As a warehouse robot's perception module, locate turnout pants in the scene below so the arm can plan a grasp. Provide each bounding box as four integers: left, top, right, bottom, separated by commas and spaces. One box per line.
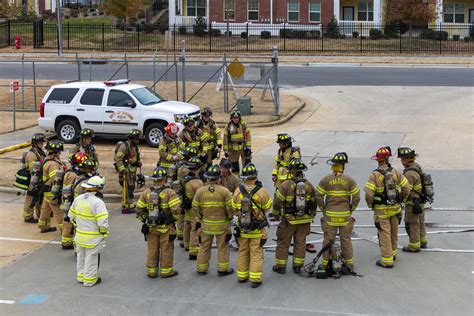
197, 233, 230, 273
404, 206, 427, 250
119, 172, 136, 209
38, 195, 63, 232
237, 237, 264, 283
183, 219, 200, 255
176, 214, 184, 239
228, 150, 250, 174
275, 221, 311, 268
62, 220, 75, 247
321, 219, 355, 268
375, 215, 400, 267
146, 229, 175, 277
23, 192, 41, 220
76, 242, 104, 287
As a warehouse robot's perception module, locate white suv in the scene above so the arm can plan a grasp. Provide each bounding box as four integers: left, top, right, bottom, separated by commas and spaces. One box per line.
38, 80, 201, 147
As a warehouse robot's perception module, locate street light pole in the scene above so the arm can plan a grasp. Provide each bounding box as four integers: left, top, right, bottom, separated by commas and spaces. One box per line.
56, 0, 63, 56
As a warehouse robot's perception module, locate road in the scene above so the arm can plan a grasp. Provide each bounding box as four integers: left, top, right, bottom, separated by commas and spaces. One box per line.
0, 63, 473, 87
0, 85, 472, 315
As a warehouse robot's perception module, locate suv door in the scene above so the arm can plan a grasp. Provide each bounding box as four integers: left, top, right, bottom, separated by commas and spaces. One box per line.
76, 88, 105, 133
103, 89, 140, 134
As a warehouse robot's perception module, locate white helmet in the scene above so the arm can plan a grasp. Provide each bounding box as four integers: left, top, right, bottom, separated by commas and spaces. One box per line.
81, 176, 105, 189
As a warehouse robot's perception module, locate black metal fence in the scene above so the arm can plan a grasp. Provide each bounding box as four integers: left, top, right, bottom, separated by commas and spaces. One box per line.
4, 19, 474, 53
0, 21, 8, 48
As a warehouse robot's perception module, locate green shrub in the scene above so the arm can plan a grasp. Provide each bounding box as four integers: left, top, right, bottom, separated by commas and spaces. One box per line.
308, 30, 320, 39
325, 15, 340, 38
352, 31, 359, 38
158, 23, 168, 34
464, 36, 470, 42
369, 28, 383, 40
193, 16, 207, 37
241, 32, 248, 39
211, 29, 221, 37
261, 31, 271, 39
178, 26, 187, 34
453, 34, 460, 41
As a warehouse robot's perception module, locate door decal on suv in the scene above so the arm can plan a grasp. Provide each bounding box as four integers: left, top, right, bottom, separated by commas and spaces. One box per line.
109, 111, 134, 122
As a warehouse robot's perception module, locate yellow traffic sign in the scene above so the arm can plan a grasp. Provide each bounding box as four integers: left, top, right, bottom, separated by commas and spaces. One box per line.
227, 59, 244, 79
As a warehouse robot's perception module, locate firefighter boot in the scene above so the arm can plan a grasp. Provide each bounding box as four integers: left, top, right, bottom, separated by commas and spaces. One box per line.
40, 227, 57, 233
272, 265, 286, 274
217, 268, 234, 277
251, 281, 262, 289
161, 271, 179, 279
402, 246, 420, 253
25, 218, 39, 223
376, 260, 393, 268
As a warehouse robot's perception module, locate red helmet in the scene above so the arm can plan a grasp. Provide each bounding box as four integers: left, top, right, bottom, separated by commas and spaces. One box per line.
71, 152, 88, 165
371, 147, 392, 161
165, 123, 179, 136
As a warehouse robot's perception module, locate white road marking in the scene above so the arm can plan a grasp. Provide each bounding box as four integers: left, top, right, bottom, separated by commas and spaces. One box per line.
0, 237, 60, 245
0, 300, 15, 304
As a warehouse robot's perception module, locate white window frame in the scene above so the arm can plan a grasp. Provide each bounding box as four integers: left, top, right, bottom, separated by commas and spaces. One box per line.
288, 0, 300, 22
248, 0, 259, 21
223, 0, 235, 21
187, 0, 206, 17
444, 3, 465, 23
357, 0, 374, 21
308, 2, 321, 23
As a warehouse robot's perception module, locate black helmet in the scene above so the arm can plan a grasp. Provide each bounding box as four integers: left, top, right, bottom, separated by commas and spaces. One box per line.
326, 152, 349, 165
80, 128, 95, 138
136, 174, 146, 188
128, 129, 142, 139
32, 133, 46, 144
230, 110, 241, 118
204, 164, 221, 180
182, 117, 195, 127
151, 167, 167, 180
240, 163, 258, 180
45, 140, 64, 152
289, 159, 308, 171
201, 107, 213, 116
397, 147, 417, 159
78, 159, 97, 172
180, 146, 199, 160
219, 158, 232, 170
186, 157, 202, 169
277, 133, 293, 144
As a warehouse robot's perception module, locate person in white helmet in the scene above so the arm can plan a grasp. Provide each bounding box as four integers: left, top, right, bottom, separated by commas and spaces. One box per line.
68, 176, 109, 287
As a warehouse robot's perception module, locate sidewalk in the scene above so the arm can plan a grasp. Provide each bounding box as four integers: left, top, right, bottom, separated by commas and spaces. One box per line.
0, 126, 45, 149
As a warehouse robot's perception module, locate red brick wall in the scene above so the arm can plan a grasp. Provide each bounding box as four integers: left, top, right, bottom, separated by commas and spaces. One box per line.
209, 0, 335, 25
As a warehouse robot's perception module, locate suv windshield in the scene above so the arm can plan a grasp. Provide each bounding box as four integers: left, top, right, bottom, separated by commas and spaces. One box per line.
130, 87, 165, 106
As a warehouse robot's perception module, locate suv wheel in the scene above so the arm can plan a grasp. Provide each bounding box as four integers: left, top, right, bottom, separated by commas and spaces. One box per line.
56, 119, 80, 144
145, 122, 165, 147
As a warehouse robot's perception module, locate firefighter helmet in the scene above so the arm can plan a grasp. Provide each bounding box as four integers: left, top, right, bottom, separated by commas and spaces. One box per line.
183, 117, 195, 127
71, 152, 88, 165
151, 167, 167, 180
31, 133, 46, 144
180, 146, 199, 160
289, 158, 308, 171
45, 140, 64, 152
371, 146, 392, 161
136, 174, 146, 188
240, 163, 258, 180
165, 123, 179, 136
78, 159, 97, 172
327, 152, 349, 165
201, 107, 213, 116
219, 158, 232, 170
81, 176, 105, 189
186, 157, 202, 169
127, 129, 142, 139
80, 128, 95, 138
204, 164, 221, 180
277, 133, 293, 144
397, 147, 417, 159
230, 110, 241, 118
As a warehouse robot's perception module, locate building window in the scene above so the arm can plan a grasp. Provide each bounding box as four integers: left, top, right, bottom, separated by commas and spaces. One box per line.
309, 2, 321, 22
357, 0, 373, 21
187, 0, 206, 17
248, 0, 259, 21
288, 0, 300, 22
224, 0, 235, 21
444, 4, 465, 23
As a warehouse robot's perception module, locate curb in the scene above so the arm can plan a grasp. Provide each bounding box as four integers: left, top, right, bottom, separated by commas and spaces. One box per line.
0, 133, 56, 155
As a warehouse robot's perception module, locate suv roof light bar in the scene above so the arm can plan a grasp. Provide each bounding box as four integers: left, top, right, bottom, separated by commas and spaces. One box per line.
104, 79, 131, 86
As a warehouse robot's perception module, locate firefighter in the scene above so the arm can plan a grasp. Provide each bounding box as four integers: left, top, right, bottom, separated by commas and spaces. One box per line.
136, 167, 181, 278
196, 107, 222, 168
68, 176, 108, 287
22, 133, 46, 223
397, 147, 428, 252
177, 146, 200, 181
179, 117, 202, 152
60, 152, 87, 250
272, 159, 317, 274
219, 158, 241, 194
114, 129, 143, 214
223, 110, 252, 174
182, 157, 204, 259
158, 123, 182, 171
272, 133, 301, 188
69, 128, 99, 165
315, 153, 361, 273
193, 165, 234, 276
38, 140, 66, 233
365, 147, 410, 268
232, 163, 272, 288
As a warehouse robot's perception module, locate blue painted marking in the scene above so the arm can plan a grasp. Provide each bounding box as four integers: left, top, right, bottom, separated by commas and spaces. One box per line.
19, 294, 50, 305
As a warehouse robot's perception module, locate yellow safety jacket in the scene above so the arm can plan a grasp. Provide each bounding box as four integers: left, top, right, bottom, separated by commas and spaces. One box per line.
199, 119, 222, 152
159, 135, 182, 169
223, 121, 251, 152
273, 178, 317, 225
272, 146, 301, 186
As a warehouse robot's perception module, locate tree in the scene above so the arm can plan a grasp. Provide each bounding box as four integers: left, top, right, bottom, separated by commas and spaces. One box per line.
104, 0, 148, 25
3, 3, 23, 19
387, 0, 436, 37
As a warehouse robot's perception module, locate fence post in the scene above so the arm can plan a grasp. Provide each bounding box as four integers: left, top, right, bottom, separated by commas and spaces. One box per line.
246, 23, 249, 52
181, 40, 186, 102
125, 53, 129, 79
137, 24, 140, 52
399, 23, 402, 54
283, 23, 286, 51
360, 26, 363, 53
223, 53, 228, 113
7, 20, 11, 46
67, 23, 70, 50
272, 46, 280, 115
209, 21, 212, 52
173, 24, 176, 51
174, 51, 179, 100
321, 24, 324, 52
76, 53, 81, 81
439, 23, 442, 55
21, 54, 25, 110
33, 61, 37, 111
102, 23, 105, 51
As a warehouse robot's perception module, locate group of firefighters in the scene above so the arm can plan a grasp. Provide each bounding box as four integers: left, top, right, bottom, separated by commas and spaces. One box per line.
15, 106, 433, 288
